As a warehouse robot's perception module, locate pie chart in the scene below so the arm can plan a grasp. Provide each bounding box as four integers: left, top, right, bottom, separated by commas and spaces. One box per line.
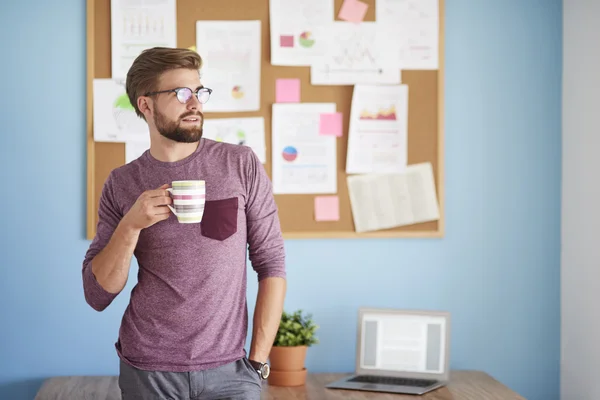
231, 85, 244, 99
299, 31, 315, 48
282, 146, 298, 162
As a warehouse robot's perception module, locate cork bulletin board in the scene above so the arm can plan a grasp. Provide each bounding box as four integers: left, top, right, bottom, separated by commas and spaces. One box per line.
86, 0, 445, 240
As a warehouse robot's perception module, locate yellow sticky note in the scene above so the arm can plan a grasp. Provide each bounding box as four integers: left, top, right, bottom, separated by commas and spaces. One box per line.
315, 196, 340, 221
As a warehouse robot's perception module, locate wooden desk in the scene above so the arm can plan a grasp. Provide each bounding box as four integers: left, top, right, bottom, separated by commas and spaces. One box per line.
35, 370, 525, 400
261, 371, 526, 400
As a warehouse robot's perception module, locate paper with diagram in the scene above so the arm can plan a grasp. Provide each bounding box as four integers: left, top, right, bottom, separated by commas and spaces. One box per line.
347, 163, 440, 232
202, 117, 267, 163
346, 85, 408, 174
93, 79, 150, 143
269, 0, 335, 66
125, 138, 151, 163
310, 22, 400, 85
271, 103, 337, 194
195, 20, 261, 112
376, 0, 439, 70
110, 0, 177, 79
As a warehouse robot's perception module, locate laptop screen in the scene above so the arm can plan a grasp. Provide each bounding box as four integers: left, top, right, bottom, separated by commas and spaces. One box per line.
359, 312, 447, 375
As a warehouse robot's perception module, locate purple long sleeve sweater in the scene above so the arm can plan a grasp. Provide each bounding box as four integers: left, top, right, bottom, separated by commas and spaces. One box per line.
82, 139, 286, 372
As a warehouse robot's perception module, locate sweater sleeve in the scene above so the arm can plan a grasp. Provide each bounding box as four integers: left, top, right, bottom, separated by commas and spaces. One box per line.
245, 149, 286, 281
82, 172, 123, 311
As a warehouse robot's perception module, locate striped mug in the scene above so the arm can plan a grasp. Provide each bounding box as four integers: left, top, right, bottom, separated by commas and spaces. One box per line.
166, 180, 206, 223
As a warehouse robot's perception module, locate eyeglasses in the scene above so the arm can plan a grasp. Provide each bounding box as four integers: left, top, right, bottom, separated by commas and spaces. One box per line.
144, 87, 212, 104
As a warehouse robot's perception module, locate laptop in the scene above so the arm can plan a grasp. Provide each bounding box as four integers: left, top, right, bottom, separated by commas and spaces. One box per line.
326, 307, 451, 395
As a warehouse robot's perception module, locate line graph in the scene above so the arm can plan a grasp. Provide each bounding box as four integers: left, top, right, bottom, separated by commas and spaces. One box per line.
331, 40, 376, 68
311, 22, 400, 85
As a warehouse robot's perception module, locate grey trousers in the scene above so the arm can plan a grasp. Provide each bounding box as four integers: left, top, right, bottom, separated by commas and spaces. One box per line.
118, 357, 262, 400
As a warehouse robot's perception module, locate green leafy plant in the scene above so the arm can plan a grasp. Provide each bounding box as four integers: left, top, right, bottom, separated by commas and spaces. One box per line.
273, 309, 319, 347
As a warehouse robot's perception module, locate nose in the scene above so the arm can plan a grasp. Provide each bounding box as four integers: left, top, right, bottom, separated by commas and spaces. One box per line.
186, 93, 203, 112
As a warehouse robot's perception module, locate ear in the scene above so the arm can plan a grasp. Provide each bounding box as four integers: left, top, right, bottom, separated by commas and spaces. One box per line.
137, 96, 152, 116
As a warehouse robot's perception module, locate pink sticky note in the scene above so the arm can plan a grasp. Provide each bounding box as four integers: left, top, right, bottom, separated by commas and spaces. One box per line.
338, 0, 368, 23
315, 196, 340, 222
319, 112, 343, 137
276, 78, 300, 103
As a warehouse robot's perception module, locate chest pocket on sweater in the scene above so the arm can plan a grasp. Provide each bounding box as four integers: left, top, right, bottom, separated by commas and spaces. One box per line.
201, 197, 239, 241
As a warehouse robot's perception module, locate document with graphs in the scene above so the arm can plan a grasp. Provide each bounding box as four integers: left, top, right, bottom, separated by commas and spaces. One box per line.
196, 20, 261, 112
310, 22, 400, 85
271, 103, 337, 194
269, 0, 335, 66
346, 84, 408, 174
202, 117, 266, 163
375, 0, 439, 70
125, 138, 151, 164
110, 0, 177, 80
92, 78, 150, 143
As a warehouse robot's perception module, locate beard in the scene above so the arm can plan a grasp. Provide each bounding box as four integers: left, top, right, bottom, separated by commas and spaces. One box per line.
154, 109, 204, 143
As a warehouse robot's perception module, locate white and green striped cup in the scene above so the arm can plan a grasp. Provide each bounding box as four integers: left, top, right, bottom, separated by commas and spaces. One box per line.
166, 180, 206, 223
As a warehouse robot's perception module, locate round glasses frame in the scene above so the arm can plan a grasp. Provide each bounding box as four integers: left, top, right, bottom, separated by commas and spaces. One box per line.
144, 87, 212, 104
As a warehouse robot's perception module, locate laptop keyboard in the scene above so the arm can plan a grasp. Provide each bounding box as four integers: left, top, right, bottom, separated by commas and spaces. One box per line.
348, 375, 438, 387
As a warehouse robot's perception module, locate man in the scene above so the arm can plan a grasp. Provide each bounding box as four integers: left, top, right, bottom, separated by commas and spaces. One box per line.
82, 47, 286, 400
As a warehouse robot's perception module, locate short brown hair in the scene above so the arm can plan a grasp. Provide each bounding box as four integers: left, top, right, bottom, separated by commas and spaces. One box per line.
126, 47, 203, 118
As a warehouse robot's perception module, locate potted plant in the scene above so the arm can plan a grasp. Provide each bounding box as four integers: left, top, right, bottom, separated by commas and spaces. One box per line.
267, 309, 319, 387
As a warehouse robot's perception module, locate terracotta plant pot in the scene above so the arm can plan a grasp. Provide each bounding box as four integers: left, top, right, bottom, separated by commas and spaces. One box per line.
269, 345, 307, 371
267, 346, 309, 386
267, 368, 307, 387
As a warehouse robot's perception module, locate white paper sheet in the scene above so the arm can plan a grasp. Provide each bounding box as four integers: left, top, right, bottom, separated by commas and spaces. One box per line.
202, 117, 267, 163
376, 0, 439, 70
269, 0, 334, 66
347, 163, 440, 232
310, 22, 401, 85
110, 0, 177, 79
271, 103, 337, 194
93, 79, 150, 143
346, 84, 408, 174
195, 20, 261, 113
125, 138, 151, 163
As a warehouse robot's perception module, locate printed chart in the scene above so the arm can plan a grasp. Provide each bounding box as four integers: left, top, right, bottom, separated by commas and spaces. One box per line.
311, 22, 400, 85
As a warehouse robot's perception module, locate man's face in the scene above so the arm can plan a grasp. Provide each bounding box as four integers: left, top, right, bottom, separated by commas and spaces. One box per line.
151, 68, 205, 143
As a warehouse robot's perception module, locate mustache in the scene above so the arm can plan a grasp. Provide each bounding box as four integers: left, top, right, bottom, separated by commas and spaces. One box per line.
180, 111, 204, 120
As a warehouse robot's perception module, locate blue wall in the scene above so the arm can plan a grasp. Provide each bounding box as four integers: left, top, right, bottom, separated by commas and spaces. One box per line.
0, 1, 561, 399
